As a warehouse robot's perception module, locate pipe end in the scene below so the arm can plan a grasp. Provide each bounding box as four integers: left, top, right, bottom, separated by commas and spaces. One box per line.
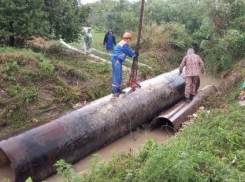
149, 118, 174, 132
0, 148, 10, 167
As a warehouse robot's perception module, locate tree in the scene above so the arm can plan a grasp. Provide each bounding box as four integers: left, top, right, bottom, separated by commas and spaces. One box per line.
43, 0, 90, 42
0, 0, 90, 46
88, 0, 138, 35
0, 0, 48, 46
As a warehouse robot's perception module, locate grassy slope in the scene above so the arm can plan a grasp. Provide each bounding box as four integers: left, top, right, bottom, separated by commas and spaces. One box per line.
0, 31, 155, 137
57, 61, 245, 181
0, 45, 112, 137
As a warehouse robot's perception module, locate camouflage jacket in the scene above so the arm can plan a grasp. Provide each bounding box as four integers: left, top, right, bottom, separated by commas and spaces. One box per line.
179, 48, 205, 76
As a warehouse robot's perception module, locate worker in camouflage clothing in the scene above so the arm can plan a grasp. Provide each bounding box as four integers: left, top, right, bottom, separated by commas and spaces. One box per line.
179, 48, 205, 103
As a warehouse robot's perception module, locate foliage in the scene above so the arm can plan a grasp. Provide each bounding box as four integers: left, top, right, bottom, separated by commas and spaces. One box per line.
40, 60, 55, 77
0, 0, 90, 46
1, 179, 11, 182
131, 23, 192, 73
88, 0, 245, 74
0, 0, 48, 46
25, 177, 33, 182
0, 46, 112, 136
136, 102, 245, 182
43, 0, 90, 42
88, 0, 139, 35
199, 29, 245, 73
55, 159, 84, 182
55, 140, 158, 182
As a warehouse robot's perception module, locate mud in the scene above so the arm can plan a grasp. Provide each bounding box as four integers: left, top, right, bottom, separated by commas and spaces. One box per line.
46, 128, 171, 181
0, 165, 14, 181
199, 74, 220, 88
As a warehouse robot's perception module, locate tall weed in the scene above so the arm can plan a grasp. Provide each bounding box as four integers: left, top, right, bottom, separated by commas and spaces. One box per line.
131, 23, 192, 73
39, 60, 55, 77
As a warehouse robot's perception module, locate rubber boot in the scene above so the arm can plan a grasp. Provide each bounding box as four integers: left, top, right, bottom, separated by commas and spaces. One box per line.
118, 90, 126, 94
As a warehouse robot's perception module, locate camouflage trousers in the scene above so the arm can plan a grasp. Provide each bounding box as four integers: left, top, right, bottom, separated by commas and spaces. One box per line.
185, 76, 199, 98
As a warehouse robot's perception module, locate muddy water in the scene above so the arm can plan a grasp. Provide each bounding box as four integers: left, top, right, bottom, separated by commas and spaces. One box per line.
199, 74, 220, 89
0, 165, 14, 181
46, 128, 171, 181
0, 73, 221, 182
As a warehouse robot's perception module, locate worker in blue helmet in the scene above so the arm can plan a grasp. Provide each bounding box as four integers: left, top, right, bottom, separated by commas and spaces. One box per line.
111, 32, 139, 97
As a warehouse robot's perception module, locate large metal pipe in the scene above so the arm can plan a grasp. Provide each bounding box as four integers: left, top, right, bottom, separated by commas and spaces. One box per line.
150, 85, 218, 130
0, 69, 186, 182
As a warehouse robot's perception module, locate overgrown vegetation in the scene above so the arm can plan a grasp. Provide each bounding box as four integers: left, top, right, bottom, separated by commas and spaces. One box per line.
0, 0, 90, 46
136, 23, 192, 73
89, 0, 245, 74
0, 45, 112, 136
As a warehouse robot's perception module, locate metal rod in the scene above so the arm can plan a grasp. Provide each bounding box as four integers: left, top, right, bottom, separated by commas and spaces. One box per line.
128, 0, 145, 89
135, 0, 145, 53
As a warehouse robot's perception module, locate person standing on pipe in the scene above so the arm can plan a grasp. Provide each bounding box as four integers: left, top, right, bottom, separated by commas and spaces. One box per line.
179, 48, 205, 103
111, 32, 139, 97
103, 29, 116, 54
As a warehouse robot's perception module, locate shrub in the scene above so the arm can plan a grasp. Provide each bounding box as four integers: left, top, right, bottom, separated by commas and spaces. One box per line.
200, 29, 245, 74
39, 60, 55, 77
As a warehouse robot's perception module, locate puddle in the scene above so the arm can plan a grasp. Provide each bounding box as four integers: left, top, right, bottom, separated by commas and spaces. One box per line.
199, 74, 220, 89
46, 128, 171, 182
0, 164, 14, 182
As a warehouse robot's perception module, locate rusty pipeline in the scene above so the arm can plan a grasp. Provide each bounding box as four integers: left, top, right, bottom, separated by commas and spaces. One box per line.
150, 85, 218, 130
0, 69, 187, 182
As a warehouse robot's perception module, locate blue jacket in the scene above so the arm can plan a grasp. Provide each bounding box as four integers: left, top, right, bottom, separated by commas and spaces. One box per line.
103, 32, 116, 45
112, 40, 136, 62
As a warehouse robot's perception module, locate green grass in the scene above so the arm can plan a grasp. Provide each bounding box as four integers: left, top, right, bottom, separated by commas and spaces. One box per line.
0, 46, 113, 136
135, 102, 245, 182
92, 31, 107, 51
71, 30, 106, 52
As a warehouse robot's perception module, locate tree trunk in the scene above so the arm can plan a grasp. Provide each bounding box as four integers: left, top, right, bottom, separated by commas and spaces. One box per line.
9, 22, 15, 46
9, 36, 15, 47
